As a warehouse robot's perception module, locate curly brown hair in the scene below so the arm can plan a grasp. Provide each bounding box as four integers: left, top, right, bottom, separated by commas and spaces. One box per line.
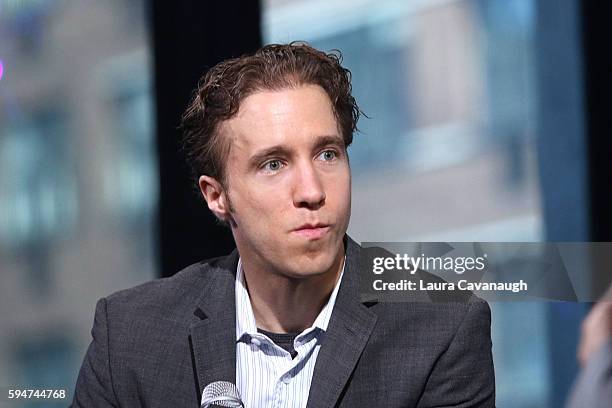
180, 42, 361, 186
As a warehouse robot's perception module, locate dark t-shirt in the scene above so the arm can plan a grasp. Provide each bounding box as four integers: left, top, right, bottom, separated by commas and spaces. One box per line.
257, 328, 299, 358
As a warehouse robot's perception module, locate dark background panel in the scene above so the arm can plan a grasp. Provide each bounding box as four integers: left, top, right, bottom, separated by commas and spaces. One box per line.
151, 0, 262, 277
582, 2, 612, 243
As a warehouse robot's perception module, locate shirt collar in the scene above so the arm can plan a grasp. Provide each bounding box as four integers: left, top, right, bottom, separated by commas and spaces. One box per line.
235, 256, 345, 342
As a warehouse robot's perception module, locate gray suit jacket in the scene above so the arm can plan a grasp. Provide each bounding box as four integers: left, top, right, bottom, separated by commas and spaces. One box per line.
72, 237, 495, 407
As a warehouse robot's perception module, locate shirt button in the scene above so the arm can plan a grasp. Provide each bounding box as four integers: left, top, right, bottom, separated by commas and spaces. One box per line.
282, 375, 291, 384
251, 338, 261, 347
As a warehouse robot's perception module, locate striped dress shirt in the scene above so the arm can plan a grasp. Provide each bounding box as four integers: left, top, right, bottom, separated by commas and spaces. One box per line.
235, 257, 345, 408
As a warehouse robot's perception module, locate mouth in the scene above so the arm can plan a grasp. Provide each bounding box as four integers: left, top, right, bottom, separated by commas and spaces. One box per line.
292, 223, 331, 240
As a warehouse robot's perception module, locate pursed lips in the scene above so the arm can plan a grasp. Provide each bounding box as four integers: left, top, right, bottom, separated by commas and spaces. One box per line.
292, 223, 331, 239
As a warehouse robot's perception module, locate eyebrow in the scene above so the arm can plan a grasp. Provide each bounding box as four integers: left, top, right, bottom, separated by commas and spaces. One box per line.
312, 134, 346, 151
248, 146, 292, 169
248, 134, 345, 168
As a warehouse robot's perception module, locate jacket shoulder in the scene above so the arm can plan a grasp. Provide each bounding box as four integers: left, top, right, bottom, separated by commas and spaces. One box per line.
103, 254, 233, 322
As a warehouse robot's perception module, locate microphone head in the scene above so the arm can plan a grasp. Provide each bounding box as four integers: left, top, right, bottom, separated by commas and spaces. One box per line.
201, 381, 244, 408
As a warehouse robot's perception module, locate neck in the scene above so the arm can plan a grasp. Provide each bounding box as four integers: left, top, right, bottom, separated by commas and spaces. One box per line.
240, 248, 344, 334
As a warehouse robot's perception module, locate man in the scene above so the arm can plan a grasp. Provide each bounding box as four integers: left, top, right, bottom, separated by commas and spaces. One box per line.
566, 285, 612, 408
72, 43, 495, 407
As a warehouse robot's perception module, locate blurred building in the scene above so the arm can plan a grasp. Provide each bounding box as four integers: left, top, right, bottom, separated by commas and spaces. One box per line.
0, 1, 156, 406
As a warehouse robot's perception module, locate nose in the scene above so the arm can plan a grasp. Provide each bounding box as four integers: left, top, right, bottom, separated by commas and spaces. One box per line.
293, 161, 326, 210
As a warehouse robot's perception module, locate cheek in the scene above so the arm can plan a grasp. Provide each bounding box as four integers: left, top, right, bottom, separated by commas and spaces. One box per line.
329, 168, 351, 200
229, 182, 287, 224
338, 171, 352, 218
339, 184, 352, 220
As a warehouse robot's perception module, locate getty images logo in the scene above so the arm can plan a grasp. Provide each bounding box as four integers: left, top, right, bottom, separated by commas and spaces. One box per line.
372, 253, 488, 275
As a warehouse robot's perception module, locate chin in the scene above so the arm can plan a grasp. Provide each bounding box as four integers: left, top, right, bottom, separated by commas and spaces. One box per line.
289, 249, 338, 276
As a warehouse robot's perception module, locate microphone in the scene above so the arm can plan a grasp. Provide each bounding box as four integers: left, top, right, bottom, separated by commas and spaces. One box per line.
200, 381, 244, 408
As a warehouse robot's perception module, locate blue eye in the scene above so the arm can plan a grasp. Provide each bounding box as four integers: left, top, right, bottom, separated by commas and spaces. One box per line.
263, 160, 283, 172
319, 150, 337, 161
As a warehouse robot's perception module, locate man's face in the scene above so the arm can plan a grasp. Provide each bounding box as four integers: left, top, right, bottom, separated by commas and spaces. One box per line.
203, 84, 351, 279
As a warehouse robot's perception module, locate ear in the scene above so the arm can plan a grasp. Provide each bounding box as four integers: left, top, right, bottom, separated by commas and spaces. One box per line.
198, 175, 230, 221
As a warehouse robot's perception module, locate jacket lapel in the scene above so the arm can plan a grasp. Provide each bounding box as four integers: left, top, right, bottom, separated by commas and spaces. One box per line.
189, 250, 239, 400
306, 237, 378, 408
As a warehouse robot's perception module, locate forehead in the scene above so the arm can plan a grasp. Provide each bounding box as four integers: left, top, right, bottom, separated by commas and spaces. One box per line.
220, 85, 341, 151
